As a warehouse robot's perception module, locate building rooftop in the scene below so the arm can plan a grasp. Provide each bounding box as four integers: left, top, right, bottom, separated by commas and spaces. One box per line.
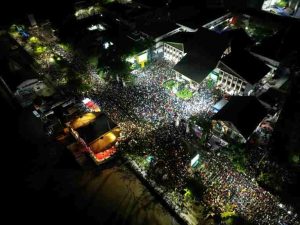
162, 31, 194, 48
212, 96, 268, 139
117, 34, 149, 56
250, 24, 300, 62
223, 28, 255, 51
220, 50, 271, 84
76, 113, 117, 143
137, 20, 179, 39
251, 31, 284, 62
174, 28, 229, 83
258, 87, 285, 107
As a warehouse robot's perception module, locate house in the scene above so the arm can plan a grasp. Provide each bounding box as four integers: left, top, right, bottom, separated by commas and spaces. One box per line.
167, 28, 229, 84
212, 96, 268, 142
258, 87, 286, 109
223, 28, 254, 52
137, 20, 181, 42
160, 31, 192, 64
74, 113, 121, 165
216, 49, 271, 95
250, 24, 300, 67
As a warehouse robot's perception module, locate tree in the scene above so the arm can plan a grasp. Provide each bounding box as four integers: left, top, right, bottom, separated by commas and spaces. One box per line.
257, 171, 283, 193
190, 115, 212, 146
224, 143, 248, 174
97, 50, 132, 82
141, 38, 155, 61
110, 58, 131, 80
221, 203, 237, 225
66, 69, 92, 93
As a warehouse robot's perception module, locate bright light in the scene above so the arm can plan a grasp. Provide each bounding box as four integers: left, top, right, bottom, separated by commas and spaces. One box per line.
29, 36, 39, 44
146, 156, 154, 163
210, 71, 218, 81
82, 98, 91, 104
137, 52, 147, 63
126, 56, 135, 63
103, 42, 109, 49
103, 42, 113, 49
32, 110, 40, 118
88, 25, 98, 31
191, 154, 200, 167
88, 24, 105, 31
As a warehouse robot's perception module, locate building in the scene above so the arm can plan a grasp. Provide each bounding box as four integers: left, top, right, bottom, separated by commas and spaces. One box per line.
216, 50, 272, 95
75, 113, 120, 165
212, 96, 268, 142
202, 13, 233, 30
159, 31, 192, 64
137, 20, 182, 42
213, 98, 229, 112
250, 23, 300, 67
223, 28, 254, 52
258, 87, 286, 110
261, 0, 300, 18
58, 97, 121, 166
121, 33, 152, 67
14, 79, 55, 107
126, 20, 196, 66
170, 28, 230, 86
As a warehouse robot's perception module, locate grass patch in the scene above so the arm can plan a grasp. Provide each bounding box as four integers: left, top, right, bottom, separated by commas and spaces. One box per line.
176, 88, 193, 100
163, 79, 179, 90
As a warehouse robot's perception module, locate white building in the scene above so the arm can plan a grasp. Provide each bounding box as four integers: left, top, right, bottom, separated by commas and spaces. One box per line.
165, 28, 230, 85
216, 50, 272, 96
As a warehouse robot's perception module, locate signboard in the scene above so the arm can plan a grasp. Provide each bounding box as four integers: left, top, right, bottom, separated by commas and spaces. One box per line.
137, 52, 148, 63
191, 154, 200, 167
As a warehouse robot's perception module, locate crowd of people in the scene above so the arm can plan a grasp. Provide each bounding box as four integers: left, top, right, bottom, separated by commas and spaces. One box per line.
23, 26, 298, 225
196, 151, 298, 225
90, 59, 298, 225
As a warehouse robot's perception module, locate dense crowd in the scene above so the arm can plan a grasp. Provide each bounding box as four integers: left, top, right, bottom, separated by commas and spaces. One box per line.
92, 60, 298, 225
196, 151, 298, 225
24, 26, 298, 224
